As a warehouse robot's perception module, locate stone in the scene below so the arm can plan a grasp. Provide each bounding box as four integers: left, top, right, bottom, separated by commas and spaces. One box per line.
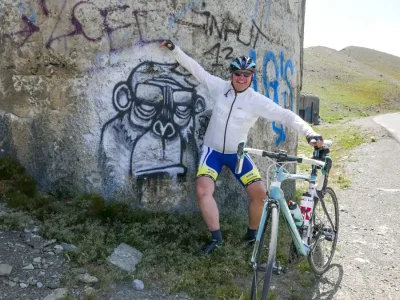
42, 288, 68, 300
133, 279, 144, 290
76, 273, 99, 283
106, 243, 143, 272
0, 264, 13, 276
84, 287, 95, 295
60, 243, 78, 252
22, 264, 35, 270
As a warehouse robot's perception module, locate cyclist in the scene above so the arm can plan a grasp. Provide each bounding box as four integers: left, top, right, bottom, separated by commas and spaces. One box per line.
160, 40, 323, 255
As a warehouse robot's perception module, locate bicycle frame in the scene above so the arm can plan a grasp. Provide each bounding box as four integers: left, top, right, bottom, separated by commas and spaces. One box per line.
249, 152, 330, 266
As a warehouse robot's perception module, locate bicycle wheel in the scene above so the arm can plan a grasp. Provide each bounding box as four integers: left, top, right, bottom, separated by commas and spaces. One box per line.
308, 187, 339, 275
250, 205, 279, 300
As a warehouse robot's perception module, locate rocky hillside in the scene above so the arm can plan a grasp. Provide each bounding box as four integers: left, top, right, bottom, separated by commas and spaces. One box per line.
302, 46, 400, 122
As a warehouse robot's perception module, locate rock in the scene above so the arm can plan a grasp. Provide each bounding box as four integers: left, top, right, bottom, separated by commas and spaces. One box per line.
60, 243, 78, 252
42, 288, 68, 300
33, 257, 42, 263
47, 279, 61, 289
371, 136, 377, 142
3, 279, 16, 287
20, 282, 28, 288
37, 282, 43, 288
54, 245, 63, 254
22, 264, 35, 270
84, 287, 95, 295
106, 243, 143, 272
133, 279, 144, 290
0, 264, 13, 276
76, 273, 99, 284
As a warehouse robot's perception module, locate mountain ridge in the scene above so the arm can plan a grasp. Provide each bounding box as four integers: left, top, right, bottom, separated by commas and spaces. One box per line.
302, 45, 400, 122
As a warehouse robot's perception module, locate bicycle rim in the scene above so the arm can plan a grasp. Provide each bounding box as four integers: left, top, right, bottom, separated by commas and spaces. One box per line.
250, 206, 278, 300
308, 187, 339, 274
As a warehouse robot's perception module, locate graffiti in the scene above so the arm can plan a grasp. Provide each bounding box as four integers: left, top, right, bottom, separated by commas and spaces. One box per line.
39, 0, 50, 16
6, 0, 164, 51
169, 0, 203, 30
203, 43, 234, 67
99, 61, 206, 195
251, 49, 295, 146
7, 14, 40, 47
176, 10, 272, 49
5, 1, 274, 56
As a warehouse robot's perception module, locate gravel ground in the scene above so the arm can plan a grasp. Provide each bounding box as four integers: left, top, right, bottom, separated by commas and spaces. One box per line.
1, 116, 399, 300
310, 116, 400, 300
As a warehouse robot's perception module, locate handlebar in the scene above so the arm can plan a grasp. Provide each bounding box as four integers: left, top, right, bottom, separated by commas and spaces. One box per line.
235, 140, 333, 174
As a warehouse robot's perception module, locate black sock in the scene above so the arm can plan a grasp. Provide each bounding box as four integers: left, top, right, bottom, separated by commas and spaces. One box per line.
211, 229, 223, 242
247, 228, 257, 240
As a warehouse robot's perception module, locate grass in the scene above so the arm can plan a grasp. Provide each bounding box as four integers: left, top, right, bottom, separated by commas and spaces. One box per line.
0, 161, 254, 299
297, 124, 367, 189
304, 79, 400, 123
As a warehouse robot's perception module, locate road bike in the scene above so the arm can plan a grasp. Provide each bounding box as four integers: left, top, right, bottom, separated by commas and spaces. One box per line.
235, 141, 339, 299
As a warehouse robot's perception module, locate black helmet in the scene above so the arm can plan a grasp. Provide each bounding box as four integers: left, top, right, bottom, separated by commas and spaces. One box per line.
229, 56, 256, 73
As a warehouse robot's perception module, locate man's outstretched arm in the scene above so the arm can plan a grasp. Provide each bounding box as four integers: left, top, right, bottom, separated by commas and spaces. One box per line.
252, 95, 324, 147
160, 40, 224, 88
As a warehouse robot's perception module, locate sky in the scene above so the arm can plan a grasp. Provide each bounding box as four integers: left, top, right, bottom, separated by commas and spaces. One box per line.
304, 0, 400, 57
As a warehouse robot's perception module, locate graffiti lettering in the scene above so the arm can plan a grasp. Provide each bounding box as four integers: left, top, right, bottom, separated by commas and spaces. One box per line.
6, 14, 40, 47
6, 0, 163, 51
251, 50, 295, 146
175, 10, 272, 49
203, 43, 234, 67
39, 0, 50, 16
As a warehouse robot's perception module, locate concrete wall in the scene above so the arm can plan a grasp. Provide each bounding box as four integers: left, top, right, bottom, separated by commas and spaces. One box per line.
299, 93, 320, 125
0, 0, 306, 211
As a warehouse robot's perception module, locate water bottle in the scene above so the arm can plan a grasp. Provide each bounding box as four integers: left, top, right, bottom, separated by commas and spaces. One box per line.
300, 192, 314, 241
288, 200, 303, 229
300, 192, 314, 227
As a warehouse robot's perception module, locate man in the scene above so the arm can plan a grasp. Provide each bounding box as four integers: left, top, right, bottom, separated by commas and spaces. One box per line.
160, 40, 323, 255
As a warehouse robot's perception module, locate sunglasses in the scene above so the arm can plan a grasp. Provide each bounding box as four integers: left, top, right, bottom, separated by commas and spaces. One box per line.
233, 71, 253, 78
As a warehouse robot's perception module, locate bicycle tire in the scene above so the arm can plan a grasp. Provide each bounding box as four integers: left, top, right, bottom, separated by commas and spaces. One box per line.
308, 187, 339, 275
250, 205, 279, 300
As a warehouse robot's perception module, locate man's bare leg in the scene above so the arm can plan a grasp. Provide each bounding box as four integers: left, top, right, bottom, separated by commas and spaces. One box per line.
246, 181, 267, 230
196, 176, 219, 231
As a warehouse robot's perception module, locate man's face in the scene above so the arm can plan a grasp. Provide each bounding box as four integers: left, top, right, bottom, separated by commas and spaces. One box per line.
231, 70, 253, 92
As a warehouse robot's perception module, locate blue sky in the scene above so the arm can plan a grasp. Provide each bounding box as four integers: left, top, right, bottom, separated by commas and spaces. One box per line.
304, 0, 400, 57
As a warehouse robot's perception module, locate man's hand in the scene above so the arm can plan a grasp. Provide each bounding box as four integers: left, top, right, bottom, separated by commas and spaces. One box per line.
306, 134, 324, 148
160, 40, 175, 51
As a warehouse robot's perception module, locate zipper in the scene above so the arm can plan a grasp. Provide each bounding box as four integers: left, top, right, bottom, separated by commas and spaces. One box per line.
222, 92, 237, 154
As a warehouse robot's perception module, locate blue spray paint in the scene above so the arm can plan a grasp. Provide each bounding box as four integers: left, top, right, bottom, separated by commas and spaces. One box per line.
249, 49, 258, 91
260, 50, 295, 146
17, 0, 37, 25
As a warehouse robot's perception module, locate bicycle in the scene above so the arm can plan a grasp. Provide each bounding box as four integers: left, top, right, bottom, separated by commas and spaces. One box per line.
235, 140, 339, 299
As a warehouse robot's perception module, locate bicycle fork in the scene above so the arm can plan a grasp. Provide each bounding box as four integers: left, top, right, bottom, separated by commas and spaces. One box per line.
250, 199, 276, 270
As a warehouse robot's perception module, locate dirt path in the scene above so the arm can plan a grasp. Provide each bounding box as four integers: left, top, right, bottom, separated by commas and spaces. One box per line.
311, 117, 400, 300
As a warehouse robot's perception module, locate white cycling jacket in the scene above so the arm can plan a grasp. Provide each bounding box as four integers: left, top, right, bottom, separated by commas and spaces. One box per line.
171, 46, 317, 154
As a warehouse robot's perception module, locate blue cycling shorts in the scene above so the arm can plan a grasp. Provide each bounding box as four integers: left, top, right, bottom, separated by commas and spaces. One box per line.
197, 145, 262, 188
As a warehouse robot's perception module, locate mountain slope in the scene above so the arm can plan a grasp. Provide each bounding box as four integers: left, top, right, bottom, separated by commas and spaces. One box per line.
341, 46, 400, 81
302, 46, 400, 123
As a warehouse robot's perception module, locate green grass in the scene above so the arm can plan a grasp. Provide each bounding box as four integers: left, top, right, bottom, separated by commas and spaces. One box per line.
297, 124, 367, 189
304, 79, 400, 123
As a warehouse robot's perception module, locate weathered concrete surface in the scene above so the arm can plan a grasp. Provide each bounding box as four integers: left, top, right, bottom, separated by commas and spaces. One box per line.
0, 0, 306, 210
